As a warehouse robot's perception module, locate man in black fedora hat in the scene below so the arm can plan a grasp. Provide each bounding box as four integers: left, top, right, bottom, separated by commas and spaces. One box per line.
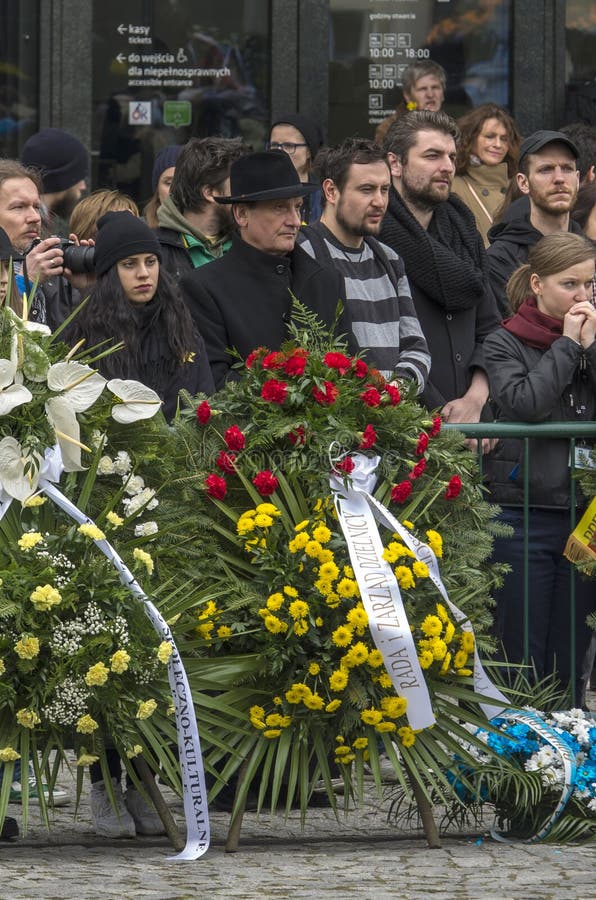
180, 150, 354, 389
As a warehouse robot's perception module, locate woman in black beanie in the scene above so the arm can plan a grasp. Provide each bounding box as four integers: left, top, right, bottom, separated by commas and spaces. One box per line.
68, 210, 214, 421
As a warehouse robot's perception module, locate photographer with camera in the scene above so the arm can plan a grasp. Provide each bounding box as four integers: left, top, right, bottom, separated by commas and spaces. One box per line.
0, 160, 95, 329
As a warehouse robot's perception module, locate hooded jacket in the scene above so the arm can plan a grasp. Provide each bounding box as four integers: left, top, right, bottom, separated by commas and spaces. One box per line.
154, 195, 231, 281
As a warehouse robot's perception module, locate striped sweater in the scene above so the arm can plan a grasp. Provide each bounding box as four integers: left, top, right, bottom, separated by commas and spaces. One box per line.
298, 221, 430, 392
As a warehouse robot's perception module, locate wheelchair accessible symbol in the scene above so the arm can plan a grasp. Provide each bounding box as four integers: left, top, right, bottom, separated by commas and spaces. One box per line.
129, 101, 152, 125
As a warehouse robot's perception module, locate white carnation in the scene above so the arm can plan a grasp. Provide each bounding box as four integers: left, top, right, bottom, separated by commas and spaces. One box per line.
123, 475, 145, 496
134, 521, 158, 537
97, 455, 115, 475
113, 451, 132, 476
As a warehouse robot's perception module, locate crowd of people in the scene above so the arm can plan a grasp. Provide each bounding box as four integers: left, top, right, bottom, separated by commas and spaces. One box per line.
1, 61, 595, 839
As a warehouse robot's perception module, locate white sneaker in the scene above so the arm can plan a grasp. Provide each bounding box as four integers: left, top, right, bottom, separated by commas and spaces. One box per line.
9, 777, 71, 807
124, 786, 166, 836
90, 778, 136, 838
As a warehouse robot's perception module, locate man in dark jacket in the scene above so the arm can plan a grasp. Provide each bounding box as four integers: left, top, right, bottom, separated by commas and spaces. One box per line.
487, 130, 582, 317
155, 137, 247, 281
180, 150, 353, 389
380, 110, 499, 448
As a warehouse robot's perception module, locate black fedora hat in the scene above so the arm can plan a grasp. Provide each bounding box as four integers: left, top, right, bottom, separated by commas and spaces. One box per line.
0, 226, 23, 262
215, 150, 318, 204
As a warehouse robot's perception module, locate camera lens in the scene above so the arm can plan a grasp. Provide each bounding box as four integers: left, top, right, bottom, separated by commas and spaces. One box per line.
63, 244, 95, 274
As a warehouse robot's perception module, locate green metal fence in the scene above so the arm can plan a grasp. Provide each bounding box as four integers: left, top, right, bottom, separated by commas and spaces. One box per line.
444, 421, 596, 704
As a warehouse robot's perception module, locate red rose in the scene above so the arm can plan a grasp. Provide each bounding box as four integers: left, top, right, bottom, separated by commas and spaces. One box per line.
391, 481, 412, 504
415, 433, 429, 456
409, 458, 427, 480
205, 473, 227, 499
261, 379, 288, 404
284, 350, 308, 376
196, 400, 211, 425
335, 456, 355, 474
245, 346, 268, 368
324, 351, 352, 375
360, 386, 382, 407
429, 416, 442, 438
359, 424, 377, 450
289, 425, 306, 446
445, 475, 462, 500
352, 359, 368, 379
215, 450, 237, 474
224, 425, 246, 451
312, 380, 339, 405
384, 384, 401, 405
262, 351, 285, 370
252, 470, 279, 496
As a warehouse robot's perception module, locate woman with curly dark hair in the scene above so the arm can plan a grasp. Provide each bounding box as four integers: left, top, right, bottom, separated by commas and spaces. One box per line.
451, 103, 521, 247
68, 210, 213, 423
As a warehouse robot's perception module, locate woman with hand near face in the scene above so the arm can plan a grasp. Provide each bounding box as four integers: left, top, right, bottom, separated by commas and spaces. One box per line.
451, 104, 521, 247
484, 232, 596, 705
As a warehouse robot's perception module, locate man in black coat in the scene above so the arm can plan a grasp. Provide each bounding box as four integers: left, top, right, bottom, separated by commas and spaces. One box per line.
487, 130, 582, 317
380, 111, 499, 450
180, 150, 353, 389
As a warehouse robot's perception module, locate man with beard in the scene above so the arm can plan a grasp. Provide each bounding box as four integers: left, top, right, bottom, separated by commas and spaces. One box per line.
487, 130, 582, 317
155, 137, 247, 280
297, 138, 429, 391
380, 111, 499, 448
21, 128, 88, 237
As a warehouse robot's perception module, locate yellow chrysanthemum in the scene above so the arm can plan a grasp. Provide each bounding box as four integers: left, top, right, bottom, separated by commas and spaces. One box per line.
412, 560, 429, 579
335, 752, 355, 766
316, 548, 333, 564
336, 578, 358, 599
378, 673, 392, 688
375, 721, 397, 733
264, 615, 285, 634
304, 540, 322, 558
420, 615, 443, 638
256, 503, 280, 516
273, 696, 282, 706
343, 641, 369, 667
383, 542, 414, 564
303, 693, 325, 710
325, 593, 341, 609
263, 729, 281, 739
453, 649, 468, 670
110, 649, 130, 673
254, 513, 274, 528
436, 602, 449, 623
394, 566, 415, 589
30, 584, 62, 611
457, 668, 473, 677
460, 631, 475, 653
236, 516, 256, 535
444, 620, 455, 644
217, 625, 232, 639
329, 670, 349, 692
429, 637, 448, 661
360, 708, 383, 726
325, 699, 342, 712
250, 705, 265, 719
440, 651, 452, 675
308, 662, 320, 676
294, 519, 310, 532
346, 606, 368, 631
76, 714, 99, 734
331, 625, 353, 648
380, 696, 408, 719
398, 725, 416, 747
77, 753, 100, 766
319, 561, 340, 581
0, 747, 20, 762
288, 599, 309, 620
136, 699, 157, 720
312, 524, 331, 544
78, 522, 105, 541
283, 585, 298, 598
402, 520, 415, 530
426, 530, 443, 558
266, 592, 284, 611
288, 531, 310, 552
196, 621, 215, 640
367, 649, 384, 668
418, 650, 434, 669
294, 619, 309, 636
352, 737, 368, 750
265, 713, 283, 727
15, 636, 40, 659
85, 662, 109, 686
18, 532, 43, 550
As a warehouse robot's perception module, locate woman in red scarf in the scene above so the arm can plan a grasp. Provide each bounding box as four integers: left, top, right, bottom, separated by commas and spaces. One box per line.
483, 232, 596, 706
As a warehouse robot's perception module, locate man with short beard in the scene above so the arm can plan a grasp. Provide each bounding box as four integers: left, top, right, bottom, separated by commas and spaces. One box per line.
155, 137, 247, 281
298, 138, 430, 392
487, 130, 582, 317
380, 110, 499, 450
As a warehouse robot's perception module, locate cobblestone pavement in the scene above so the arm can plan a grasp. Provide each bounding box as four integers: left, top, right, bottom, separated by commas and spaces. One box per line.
1, 757, 594, 900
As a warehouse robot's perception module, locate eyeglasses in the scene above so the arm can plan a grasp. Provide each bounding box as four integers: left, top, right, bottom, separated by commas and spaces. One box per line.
265, 141, 308, 155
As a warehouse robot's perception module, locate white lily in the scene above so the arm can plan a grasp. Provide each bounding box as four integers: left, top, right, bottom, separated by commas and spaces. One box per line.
0, 358, 32, 415
107, 379, 162, 423
0, 436, 43, 501
45, 361, 106, 471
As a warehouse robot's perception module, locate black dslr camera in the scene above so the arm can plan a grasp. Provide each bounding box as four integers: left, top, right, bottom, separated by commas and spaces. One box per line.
27, 237, 95, 274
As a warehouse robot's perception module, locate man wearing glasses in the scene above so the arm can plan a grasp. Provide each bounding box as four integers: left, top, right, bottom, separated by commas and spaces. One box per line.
266, 114, 324, 223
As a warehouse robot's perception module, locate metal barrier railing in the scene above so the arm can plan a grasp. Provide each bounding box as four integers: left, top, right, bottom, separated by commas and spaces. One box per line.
444, 421, 596, 704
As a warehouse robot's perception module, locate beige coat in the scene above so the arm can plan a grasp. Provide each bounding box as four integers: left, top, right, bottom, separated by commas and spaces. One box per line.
451, 162, 510, 248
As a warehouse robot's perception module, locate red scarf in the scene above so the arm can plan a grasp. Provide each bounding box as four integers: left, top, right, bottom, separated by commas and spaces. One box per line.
501, 295, 563, 349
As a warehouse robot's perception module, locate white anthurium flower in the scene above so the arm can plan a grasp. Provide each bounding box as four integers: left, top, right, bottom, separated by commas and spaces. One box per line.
46, 361, 106, 411
0, 436, 43, 501
107, 379, 162, 423
0, 358, 32, 415
45, 395, 88, 472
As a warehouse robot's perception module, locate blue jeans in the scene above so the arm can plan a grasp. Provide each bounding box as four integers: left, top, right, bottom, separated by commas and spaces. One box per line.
491, 507, 593, 703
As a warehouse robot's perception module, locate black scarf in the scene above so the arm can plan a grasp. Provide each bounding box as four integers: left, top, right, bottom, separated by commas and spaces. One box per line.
381, 188, 490, 312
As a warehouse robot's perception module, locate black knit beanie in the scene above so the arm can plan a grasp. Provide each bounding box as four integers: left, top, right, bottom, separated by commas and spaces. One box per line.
151, 144, 183, 191
94, 211, 162, 276
21, 128, 89, 194
269, 114, 323, 159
